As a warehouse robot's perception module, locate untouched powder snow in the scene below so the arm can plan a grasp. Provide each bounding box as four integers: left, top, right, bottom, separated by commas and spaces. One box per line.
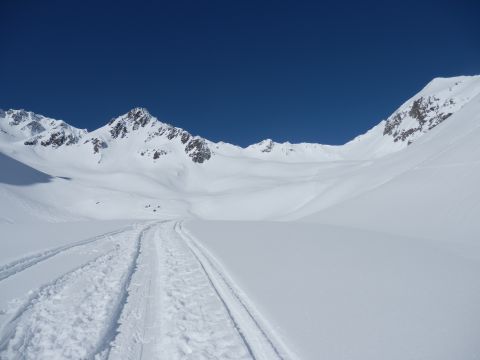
186, 221, 480, 360
1, 75, 480, 359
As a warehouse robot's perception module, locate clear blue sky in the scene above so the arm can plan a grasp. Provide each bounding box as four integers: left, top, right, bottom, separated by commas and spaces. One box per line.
1, 0, 479, 146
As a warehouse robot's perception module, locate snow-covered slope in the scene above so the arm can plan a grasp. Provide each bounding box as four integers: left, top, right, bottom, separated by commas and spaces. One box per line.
1, 75, 480, 222
1, 75, 480, 360
300, 79, 480, 242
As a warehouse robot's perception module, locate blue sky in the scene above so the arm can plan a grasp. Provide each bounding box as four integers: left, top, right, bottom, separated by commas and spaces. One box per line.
1, 0, 479, 146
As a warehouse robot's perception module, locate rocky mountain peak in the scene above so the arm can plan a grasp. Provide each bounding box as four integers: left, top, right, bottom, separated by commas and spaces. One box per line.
382, 76, 480, 145
2, 109, 43, 127
107, 107, 155, 139
91, 107, 213, 163
124, 107, 152, 127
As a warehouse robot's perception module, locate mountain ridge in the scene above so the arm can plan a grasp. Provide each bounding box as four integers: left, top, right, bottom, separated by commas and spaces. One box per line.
2, 75, 480, 164
1, 75, 480, 222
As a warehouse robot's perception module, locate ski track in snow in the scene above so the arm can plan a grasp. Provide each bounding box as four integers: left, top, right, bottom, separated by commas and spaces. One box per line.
0, 221, 292, 360
0, 227, 131, 283
0, 224, 147, 359
177, 222, 295, 360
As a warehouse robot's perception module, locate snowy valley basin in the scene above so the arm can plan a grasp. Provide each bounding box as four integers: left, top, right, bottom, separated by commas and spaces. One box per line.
0, 75, 480, 359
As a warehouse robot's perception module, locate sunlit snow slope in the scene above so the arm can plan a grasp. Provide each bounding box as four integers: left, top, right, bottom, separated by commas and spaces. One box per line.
1, 75, 479, 223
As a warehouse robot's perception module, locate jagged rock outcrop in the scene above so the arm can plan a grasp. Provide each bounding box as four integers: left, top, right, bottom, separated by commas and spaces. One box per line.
184, 138, 212, 163
382, 77, 480, 146
109, 107, 153, 139
83, 137, 108, 154
384, 96, 454, 144
0, 109, 86, 148
22, 121, 46, 135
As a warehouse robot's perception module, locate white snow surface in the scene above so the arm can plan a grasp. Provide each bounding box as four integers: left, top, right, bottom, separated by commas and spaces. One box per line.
1, 75, 480, 359
186, 220, 480, 360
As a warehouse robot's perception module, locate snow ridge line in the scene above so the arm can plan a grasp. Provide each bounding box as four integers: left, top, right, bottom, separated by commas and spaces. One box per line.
0, 225, 132, 282
176, 221, 297, 360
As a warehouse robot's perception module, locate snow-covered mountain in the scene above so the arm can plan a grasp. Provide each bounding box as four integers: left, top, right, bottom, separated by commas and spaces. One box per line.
382, 76, 480, 144
2, 75, 479, 168
0, 109, 86, 148
1, 74, 480, 223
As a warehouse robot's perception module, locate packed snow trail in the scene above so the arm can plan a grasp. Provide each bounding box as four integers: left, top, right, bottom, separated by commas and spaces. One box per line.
0, 221, 293, 360
107, 221, 294, 360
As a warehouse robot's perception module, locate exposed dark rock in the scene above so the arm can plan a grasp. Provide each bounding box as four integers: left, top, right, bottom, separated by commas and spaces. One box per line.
40, 131, 79, 148
90, 138, 108, 153
24, 138, 39, 146
127, 108, 152, 130
110, 122, 128, 139
108, 108, 152, 138
9, 110, 29, 126
184, 138, 211, 163
181, 132, 191, 144
22, 121, 46, 135
383, 113, 402, 136
153, 149, 167, 159
383, 96, 456, 144
261, 140, 275, 153
166, 127, 181, 140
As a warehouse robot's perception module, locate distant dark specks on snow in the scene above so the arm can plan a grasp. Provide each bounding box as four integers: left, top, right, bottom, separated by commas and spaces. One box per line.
153, 150, 167, 159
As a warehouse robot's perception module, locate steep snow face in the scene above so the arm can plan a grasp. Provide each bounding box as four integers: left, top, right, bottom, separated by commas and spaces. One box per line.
383, 75, 480, 145
337, 75, 480, 159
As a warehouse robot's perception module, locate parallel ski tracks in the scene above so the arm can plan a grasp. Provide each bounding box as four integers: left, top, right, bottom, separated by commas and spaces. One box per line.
176, 222, 295, 360
0, 226, 132, 282
0, 221, 295, 360
0, 223, 152, 359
